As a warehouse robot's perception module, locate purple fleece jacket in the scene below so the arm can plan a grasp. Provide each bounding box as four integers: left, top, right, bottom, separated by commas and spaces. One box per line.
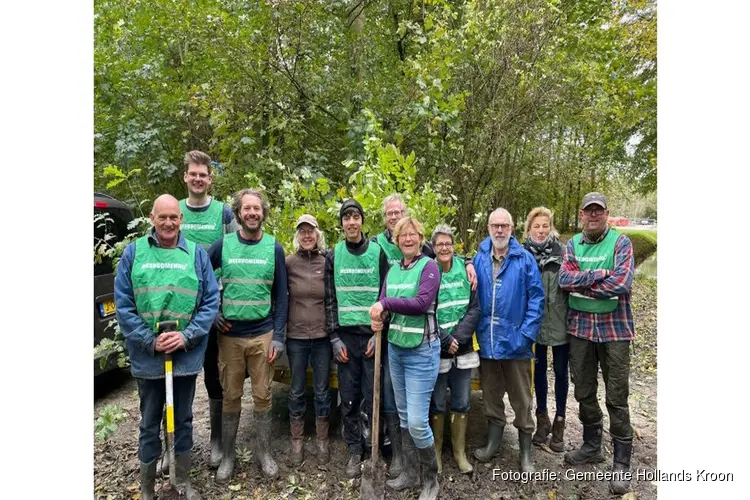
379, 255, 441, 315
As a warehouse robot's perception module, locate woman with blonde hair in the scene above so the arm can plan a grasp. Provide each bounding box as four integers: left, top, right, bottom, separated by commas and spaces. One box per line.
523, 207, 570, 452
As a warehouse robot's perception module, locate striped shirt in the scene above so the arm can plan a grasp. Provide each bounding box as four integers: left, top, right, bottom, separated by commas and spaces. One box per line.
558, 230, 635, 342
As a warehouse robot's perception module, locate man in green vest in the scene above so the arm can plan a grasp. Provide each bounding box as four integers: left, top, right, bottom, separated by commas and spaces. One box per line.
558, 192, 636, 495
207, 188, 289, 483
155, 151, 238, 474
115, 194, 219, 500
324, 199, 391, 478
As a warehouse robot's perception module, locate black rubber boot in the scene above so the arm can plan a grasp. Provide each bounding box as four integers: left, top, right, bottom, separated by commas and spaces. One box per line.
208, 399, 223, 469
386, 413, 403, 478
254, 411, 279, 479
174, 453, 202, 500
386, 428, 421, 491
473, 421, 504, 462
139, 459, 157, 500
564, 421, 605, 465
519, 430, 535, 473
610, 438, 633, 494
215, 411, 240, 484
417, 445, 440, 500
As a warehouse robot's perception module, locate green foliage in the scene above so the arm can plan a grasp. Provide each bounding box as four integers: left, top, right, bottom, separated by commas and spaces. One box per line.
620, 230, 657, 266
94, 404, 128, 441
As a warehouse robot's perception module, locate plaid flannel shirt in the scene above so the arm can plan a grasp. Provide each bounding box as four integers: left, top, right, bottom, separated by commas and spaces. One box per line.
558, 230, 635, 343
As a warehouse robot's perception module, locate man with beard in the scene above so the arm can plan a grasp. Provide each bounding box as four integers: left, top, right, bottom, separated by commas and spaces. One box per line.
207, 188, 288, 483
472, 208, 544, 474
558, 192, 636, 495
324, 199, 390, 478
115, 194, 219, 500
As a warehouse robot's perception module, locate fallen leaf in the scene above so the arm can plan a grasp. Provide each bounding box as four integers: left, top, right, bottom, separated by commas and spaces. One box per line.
229, 483, 242, 491
621, 493, 637, 500
548, 490, 557, 500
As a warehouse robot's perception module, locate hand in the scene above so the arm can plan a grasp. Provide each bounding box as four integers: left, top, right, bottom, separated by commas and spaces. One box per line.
214, 311, 231, 332
156, 331, 185, 353
371, 317, 384, 333
365, 334, 377, 358
369, 301, 385, 322
268, 340, 284, 364
332, 338, 349, 363
466, 263, 478, 292
448, 338, 459, 355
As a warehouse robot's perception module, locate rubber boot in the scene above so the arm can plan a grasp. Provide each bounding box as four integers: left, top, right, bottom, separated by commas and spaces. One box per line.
417, 446, 440, 500
609, 438, 633, 494
157, 412, 169, 474
254, 411, 279, 479
215, 411, 240, 484
208, 399, 223, 468
385, 413, 403, 478
450, 412, 473, 474
289, 415, 305, 466
315, 416, 330, 465
430, 414, 445, 473
549, 415, 565, 452
174, 453, 202, 500
345, 445, 363, 478
386, 428, 421, 491
473, 421, 504, 462
564, 420, 605, 465
519, 430, 535, 473
139, 459, 157, 500
532, 410, 551, 446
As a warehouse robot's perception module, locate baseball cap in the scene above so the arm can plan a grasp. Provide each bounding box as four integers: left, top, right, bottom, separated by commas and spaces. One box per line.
580, 192, 608, 210
295, 214, 318, 229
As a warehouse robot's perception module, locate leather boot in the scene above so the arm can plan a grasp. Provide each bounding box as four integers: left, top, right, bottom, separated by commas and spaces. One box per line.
385, 413, 403, 478
610, 438, 633, 494
417, 445, 440, 500
174, 453, 202, 500
549, 415, 565, 452
289, 415, 305, 466
532, 410, 551, 445
430, 414, 445, 473
450, 412, 473, 474
473, 421, 504, 462
254, 411, 279, 478
315, 416, 330, 465
564, 420, 605, 465
345, 446, 363, 478
139, 459, 157, 500
386, 428, 421, 491
208, 399, 223, 468
215, 411, 240, 484
519, 430, 535, 473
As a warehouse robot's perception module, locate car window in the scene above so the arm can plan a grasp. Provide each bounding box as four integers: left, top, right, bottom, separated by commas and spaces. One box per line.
94, 206, 133, 276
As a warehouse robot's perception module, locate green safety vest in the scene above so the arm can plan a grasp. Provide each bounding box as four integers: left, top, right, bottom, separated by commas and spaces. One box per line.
220, 233, 276, 321
334, 241, 381, 326
568, 229, 620, 313
436, 257, 471, 335
131, 236, 198, 332
377, 232, 403, 267
179, 199, 224, 250
386, 257, 430, 348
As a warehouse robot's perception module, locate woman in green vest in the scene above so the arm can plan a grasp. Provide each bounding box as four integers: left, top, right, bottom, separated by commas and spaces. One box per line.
429, 224, 480, 475
369, 216, 441, 500
522, 207, 570, 452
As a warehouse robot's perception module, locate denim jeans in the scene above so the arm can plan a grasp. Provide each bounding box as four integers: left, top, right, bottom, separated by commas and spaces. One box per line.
136, 375, 197, 464
203, 326, 223, 400
534, 342, 570, 417
337, 332, 375, 453
430, 363, 472, 414
388, 338, 440, 449
287, 337, 332, 418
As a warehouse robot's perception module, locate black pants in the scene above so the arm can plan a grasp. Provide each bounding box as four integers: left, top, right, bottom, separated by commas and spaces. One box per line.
203, 326, 223, 400
337, 332, 374, 454
534, 343, 570, 417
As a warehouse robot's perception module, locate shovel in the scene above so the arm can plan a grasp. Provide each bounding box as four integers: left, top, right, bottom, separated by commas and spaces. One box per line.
360, 328, 386, 500
156, 320, 182, 496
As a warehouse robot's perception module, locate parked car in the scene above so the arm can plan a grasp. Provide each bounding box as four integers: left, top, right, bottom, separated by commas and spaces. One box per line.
94, 193, 134, 376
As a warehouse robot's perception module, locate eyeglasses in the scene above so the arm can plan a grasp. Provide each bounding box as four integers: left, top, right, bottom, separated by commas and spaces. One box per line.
489, 223, 512, 232
435, 242, 453, 249
582, 207, 606, 216
385, 210, 404, 218
398, 232, 419, 240
298, 228, 316, 236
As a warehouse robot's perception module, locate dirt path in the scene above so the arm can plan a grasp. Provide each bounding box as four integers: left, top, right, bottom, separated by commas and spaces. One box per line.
94, 277, 657, 500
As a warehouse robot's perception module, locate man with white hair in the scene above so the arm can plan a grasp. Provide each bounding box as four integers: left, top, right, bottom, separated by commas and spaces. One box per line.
472, 208, 544, 473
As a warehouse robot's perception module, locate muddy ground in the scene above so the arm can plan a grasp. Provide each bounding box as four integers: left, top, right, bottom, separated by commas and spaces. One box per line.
94, 276, 657, 500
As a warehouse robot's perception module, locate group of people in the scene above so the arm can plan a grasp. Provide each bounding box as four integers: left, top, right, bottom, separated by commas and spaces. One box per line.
114, 150, 637, 500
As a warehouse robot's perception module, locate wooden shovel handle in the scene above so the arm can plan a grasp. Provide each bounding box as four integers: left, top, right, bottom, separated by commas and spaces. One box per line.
370, 329, 382, 465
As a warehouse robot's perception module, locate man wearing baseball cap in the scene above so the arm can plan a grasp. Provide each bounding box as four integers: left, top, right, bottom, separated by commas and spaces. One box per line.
558, 192, 636, 494
324, 199, 391, 478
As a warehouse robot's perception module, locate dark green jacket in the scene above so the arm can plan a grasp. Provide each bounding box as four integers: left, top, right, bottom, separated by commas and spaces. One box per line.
538, 259, 569, 346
